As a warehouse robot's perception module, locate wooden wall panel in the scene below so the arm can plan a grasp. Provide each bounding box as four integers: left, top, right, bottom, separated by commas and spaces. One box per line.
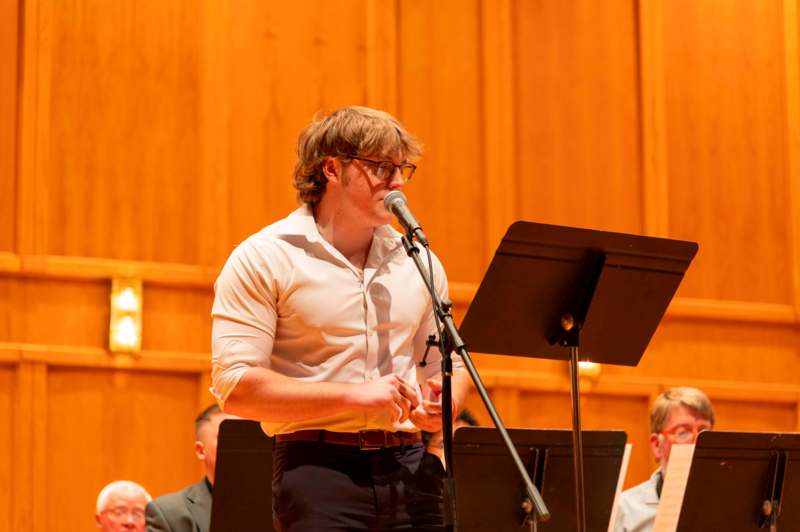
39, 1, 212, 264
0, 0, 18, 255
480, 0, 517, 262
625, 320, 800, 384
662, 0, 793, 304
46, 368, 202, 532
0, 366, 13, 532
582, 394, 652, 489
469, 354, 567, 390
399, 0, 487, 282
713, 399, 797, 432
0, 277, 107, 346
514, 0, 643, 234
2, 0, 800, 528
12, 362, 46, 532
785, 0, 800, 310
0, 277, 18, 342
517, 391, 573, 428
197, 0, 231, 268
0, 276, 216, 376
226, 0, 371, 247
142, 285, 213, 353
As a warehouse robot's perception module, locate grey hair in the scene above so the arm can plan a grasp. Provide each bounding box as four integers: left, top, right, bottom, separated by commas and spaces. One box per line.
650, 386, 715, 433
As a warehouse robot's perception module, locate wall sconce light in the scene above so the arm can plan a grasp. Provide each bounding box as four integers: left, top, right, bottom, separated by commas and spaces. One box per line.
577, 360, 602, 379
109, 278, 143, 353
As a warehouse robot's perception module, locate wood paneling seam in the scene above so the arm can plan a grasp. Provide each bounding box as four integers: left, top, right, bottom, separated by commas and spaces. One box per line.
365, 0, 399, 114
638, 0, 670, 237
480, 0, 516, 264
783, 0, 800, 314
200, 0, 232, 265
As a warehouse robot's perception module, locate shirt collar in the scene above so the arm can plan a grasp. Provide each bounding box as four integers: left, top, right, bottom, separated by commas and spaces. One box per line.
271, 204, 405, 260
270, 204, 322, 241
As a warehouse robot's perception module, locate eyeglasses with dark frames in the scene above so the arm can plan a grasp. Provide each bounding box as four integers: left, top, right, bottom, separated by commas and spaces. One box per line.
340, 154, 417, 184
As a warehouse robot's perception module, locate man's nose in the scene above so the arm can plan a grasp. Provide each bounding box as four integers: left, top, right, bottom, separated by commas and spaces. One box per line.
387, 168, 404, 189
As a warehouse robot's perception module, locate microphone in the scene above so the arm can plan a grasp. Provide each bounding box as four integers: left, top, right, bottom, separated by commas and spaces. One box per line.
383, 191, 429, 246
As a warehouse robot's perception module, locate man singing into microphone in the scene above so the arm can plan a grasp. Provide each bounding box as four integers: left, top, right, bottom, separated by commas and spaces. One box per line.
211, 106, 470, 531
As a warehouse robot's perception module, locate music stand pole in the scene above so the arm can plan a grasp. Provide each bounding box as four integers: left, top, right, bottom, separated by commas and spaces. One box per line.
452, 427, 627, 531
557, 309, 588, 532
457, 220, 699, 531
568, 345, 587, 532
401, 236, 550, 528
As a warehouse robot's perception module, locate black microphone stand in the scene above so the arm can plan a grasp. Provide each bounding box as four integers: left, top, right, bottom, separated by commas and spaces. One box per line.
401, 234, 550, 531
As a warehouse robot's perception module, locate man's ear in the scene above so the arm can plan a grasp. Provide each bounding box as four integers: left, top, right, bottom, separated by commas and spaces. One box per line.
649, 432, 663, 462
194, 440, 206, 461
322, 157, 340, 183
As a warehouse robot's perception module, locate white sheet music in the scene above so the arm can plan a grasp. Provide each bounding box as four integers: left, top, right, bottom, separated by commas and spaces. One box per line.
607, 443, 633, 532
652, 444, 696, 532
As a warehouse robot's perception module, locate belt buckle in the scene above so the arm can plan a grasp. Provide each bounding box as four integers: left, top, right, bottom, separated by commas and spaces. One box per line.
359, 430, 387, 450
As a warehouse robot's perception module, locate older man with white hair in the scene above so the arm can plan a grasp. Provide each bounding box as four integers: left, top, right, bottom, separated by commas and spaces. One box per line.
96, 480, 151, 532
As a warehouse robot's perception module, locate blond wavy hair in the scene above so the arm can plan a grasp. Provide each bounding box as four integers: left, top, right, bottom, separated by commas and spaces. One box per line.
293, 106, 422, 204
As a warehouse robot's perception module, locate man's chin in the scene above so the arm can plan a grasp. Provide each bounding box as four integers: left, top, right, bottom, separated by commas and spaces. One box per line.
374, 211, 393, 226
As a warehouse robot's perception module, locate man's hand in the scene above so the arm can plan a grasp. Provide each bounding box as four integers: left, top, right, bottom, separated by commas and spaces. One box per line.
409, 378, 456, 432
353, 374, 420, 423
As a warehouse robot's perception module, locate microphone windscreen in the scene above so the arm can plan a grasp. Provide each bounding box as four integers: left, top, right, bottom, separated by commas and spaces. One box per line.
383, 190, 407, 213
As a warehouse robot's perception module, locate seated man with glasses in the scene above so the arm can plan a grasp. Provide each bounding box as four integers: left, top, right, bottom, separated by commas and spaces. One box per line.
96, 480, 151, 532
614, 387, 715, 532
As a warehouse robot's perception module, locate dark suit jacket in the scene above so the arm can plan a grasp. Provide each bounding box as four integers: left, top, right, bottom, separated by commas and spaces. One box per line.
146, 479, 212, 532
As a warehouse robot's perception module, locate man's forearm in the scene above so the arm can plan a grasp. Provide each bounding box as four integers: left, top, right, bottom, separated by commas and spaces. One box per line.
222, 367, 360, 422
223, 366, 457, 426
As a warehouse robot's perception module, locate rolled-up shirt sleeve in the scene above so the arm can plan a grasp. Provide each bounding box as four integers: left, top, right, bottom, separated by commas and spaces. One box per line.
211, 241, 278, 406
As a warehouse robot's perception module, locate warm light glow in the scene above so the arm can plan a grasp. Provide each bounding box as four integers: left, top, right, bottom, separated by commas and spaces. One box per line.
109, 278, 142, 353
577, 360, 601, 379
116, 287, 139, 312
113, 316, 139, 348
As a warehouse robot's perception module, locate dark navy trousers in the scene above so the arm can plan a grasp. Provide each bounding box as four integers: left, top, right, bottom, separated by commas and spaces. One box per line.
273, 441, 445, 531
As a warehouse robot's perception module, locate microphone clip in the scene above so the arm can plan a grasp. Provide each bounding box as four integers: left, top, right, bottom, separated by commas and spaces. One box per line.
417, 334, 439, 368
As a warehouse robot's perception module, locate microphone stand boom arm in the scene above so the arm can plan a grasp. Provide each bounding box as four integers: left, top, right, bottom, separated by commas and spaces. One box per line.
400, 236, 550, 527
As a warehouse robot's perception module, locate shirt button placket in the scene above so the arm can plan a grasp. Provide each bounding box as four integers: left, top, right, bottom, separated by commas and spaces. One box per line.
358, 274, 371, 381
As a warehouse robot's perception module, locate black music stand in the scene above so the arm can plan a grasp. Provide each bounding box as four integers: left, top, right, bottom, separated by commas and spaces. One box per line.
453, 427, 626, 531
459, 221, 698, 531
209, 419, 275, 532
665, 431, 800, 531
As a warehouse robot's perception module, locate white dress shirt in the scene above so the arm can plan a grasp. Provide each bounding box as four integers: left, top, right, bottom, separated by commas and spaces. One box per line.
211, 205, 460, 435
614, 469, 661, 532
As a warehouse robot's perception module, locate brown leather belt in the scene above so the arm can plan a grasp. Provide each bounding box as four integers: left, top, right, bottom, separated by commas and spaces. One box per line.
276, 429, 421, 450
